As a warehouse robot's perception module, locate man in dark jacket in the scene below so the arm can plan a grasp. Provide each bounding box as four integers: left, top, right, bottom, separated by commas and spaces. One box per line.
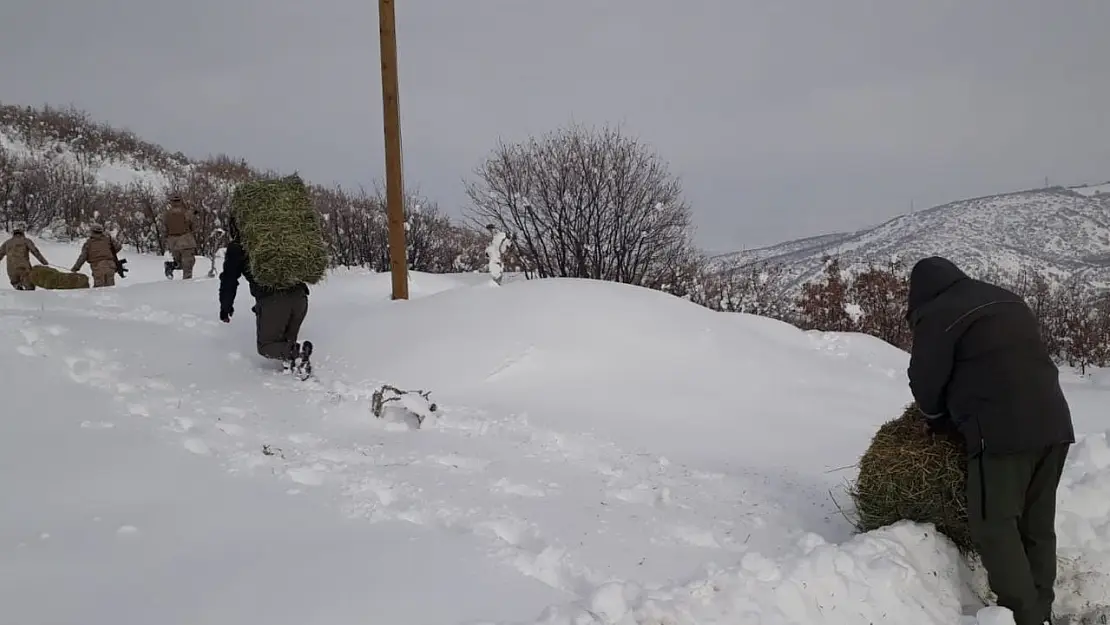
906, 256, 1074, 625
218, 217, 313, 373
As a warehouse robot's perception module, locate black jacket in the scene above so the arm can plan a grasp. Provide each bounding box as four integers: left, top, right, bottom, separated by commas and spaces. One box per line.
218, 231, 308, 314
906, 256, 1074, 455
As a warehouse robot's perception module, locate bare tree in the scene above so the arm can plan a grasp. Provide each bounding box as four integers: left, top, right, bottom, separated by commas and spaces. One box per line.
464, 124, 693, 286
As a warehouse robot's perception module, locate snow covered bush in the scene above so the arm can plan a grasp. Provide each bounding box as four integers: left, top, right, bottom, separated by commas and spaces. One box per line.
850, 403, 971, 552
793, 256, 912, 350
795, 256, 860, 334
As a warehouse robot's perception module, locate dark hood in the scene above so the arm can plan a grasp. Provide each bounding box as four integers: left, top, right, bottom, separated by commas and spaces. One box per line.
907, 256, 969, 315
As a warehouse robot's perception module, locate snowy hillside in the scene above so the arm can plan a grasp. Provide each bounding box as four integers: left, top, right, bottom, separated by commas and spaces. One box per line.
0, 114, 179, 192
714, 185, 1110, 291
1, 238, 1109, 625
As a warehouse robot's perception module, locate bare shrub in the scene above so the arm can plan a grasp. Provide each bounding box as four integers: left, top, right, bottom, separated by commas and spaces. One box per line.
792, 257, 1110, 368
464, 124, 693, 285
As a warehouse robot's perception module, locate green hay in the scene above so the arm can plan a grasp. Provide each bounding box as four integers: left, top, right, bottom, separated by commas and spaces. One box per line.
28, 265, 90, 290
230, 174, 328, 289
850, 403, 973, 552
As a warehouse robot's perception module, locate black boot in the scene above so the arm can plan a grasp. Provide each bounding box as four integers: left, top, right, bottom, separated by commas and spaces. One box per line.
164, 261, 175, 279
292, 341, 312, 379
284, 342, 301, 370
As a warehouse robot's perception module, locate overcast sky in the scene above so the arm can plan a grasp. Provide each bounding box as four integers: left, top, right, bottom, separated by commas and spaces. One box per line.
1, 1, 1107, 253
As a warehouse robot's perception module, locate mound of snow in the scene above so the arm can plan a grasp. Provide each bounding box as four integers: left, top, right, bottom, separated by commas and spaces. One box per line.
0, 252, 1106, 625
325, 276, 913, 476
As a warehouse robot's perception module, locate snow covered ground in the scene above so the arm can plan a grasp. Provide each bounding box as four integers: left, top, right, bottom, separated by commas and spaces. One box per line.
1, 237, 1108, 625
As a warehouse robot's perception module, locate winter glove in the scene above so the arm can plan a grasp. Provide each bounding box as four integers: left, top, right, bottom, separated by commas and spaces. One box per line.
220, 305, 233, 323
925, 415, 958, 437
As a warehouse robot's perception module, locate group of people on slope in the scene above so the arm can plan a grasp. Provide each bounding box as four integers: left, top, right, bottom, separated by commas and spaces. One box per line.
0, 194, 197, 289
0, 223, 124, 288
1, 193, 310, 370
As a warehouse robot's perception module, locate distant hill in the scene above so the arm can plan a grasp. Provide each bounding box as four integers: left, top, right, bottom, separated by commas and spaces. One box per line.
712, 184, 1110, 292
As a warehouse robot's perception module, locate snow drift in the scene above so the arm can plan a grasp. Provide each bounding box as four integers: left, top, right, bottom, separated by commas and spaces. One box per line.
0, 238, 1107, 625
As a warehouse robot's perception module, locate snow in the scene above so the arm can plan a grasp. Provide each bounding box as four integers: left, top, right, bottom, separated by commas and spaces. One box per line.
0, 237, 1108, 625
1070, 181, 1110, 197
0, 129, 177, 191
717, 187, 1110, 293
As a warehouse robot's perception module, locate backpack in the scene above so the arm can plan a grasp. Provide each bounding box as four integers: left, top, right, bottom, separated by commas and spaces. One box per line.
229, 174, 329, 289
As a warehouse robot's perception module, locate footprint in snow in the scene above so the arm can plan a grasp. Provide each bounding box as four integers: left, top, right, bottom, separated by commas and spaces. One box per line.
491, 478, 547, 498
286, 466, 326, 486
215, 422, 245, 436
19, 327, 39, 345
80, 420, 115, 430
348, 477, 397, 506
64, 354, 120, 388
429, 454, 489, 472
170, 416, 195, 432
127, 404, 149, 418
668, 524, 722, 549
144, 378, 174, 392
183, 439, 210, 455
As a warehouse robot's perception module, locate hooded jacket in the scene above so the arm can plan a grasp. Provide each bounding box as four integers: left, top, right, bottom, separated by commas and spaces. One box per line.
906, 256, 1074, 455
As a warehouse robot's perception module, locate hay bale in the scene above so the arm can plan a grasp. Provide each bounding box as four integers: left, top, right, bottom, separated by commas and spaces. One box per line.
28, 265, 90, 290
850, 403, 972, 552
230, 174, 328, 289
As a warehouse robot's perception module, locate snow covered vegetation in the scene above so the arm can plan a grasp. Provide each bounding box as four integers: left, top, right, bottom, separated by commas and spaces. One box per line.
713, 186, 1110, 293
1, 240, 1108, 625
2, 102, 1110, 624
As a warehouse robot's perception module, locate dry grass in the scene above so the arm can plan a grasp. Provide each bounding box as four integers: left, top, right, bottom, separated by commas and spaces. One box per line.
850, 403, 972, 552
29, 265, 89, 289
230, 174, 329, 288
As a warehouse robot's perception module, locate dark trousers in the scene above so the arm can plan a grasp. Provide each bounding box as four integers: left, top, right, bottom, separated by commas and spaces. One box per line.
968, 443, 1070, 625
253, 290, 308, 360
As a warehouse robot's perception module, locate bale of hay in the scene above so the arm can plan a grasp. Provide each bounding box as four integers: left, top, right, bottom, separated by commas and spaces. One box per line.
850, 403, 972, 552
29, 265, 90, 290
230, 174, 328, 289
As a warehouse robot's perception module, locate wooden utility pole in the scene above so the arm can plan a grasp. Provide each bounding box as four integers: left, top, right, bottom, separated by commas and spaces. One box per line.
378, 0, 409, 300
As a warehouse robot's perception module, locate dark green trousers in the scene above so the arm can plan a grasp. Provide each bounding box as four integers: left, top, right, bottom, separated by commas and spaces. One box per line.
968, 444, 1070, 625
254, 290, 308, 360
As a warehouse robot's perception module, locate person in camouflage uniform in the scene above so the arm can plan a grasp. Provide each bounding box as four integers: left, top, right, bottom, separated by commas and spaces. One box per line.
0, 227, 49, 290
72, 224, 123, 288
163, 193, 197, 280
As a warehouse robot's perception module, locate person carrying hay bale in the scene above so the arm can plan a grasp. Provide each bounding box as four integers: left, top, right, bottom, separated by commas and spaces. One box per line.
905, 255, 1075, 625
218, 175, 324, 378
71, 224, 124, 288
0, 228, 49, 290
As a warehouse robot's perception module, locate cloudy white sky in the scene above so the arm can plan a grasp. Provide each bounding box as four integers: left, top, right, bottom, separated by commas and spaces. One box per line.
1, 0, 1107, 252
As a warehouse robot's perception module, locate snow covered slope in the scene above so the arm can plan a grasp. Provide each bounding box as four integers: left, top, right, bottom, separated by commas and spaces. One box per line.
714, 185, 1110, 291
1, 240, 1108, 625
